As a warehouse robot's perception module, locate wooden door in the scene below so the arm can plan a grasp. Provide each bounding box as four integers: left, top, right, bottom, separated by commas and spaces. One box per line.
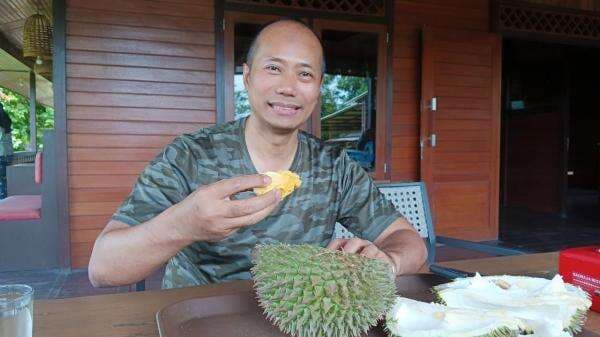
420, 28, 502, 241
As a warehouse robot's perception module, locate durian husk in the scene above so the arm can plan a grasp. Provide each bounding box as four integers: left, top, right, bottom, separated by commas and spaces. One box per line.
252, 243, 396, 337
431, 288, 446, 306
566, 308, 588, 335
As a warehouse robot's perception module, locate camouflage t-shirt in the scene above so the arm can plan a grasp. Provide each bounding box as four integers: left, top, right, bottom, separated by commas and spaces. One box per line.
112, 117, 402, 289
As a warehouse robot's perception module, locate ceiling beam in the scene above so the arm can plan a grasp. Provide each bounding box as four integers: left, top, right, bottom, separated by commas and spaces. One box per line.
0, 31, 34, 69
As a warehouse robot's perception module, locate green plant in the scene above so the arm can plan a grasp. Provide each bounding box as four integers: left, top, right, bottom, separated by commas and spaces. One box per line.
0, 87, 54, 150
321, 74, 368, 117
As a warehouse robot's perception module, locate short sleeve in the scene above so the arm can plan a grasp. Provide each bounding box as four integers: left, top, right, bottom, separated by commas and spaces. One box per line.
335, 152, 403, 242
112, 141, 191, 226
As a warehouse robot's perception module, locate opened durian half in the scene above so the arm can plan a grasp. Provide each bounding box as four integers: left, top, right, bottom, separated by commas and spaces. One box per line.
385, 296, 522, 337
251, 243, 396, 337
433, 273, 592, 337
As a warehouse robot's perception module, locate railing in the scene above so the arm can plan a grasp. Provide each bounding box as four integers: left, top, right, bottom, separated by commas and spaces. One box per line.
0, 151, 37, 199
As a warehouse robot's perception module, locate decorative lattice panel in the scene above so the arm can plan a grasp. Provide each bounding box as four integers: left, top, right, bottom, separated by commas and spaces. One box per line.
378, 185, 429, 239
228, 0, 385, 16
333, 223, 355, 239
496, 1, 600, 41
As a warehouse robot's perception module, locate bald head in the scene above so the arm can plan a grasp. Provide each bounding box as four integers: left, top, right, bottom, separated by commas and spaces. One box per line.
246, 19, 326, 75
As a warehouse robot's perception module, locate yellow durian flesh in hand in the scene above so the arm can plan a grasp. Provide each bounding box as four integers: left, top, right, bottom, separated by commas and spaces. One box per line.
254, 171, 301, 198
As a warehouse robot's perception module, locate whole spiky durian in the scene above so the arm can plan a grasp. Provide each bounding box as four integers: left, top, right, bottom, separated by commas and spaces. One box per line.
251, 243, 396, 337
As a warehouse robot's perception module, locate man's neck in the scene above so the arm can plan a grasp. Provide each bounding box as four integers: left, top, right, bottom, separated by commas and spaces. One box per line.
244, 115, 299, 173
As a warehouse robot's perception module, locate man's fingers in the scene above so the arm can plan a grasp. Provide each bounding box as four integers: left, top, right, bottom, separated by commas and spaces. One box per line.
327, 238, 348, 250
211, 174, 271, 198
340, 238, 370, 253
224, 201, 279, 230
355, 243, 394, 272
225, 190, 280, 218
360, 244, 381, 259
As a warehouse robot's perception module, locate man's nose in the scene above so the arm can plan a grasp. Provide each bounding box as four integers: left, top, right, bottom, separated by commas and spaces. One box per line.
275, 73, 297, 97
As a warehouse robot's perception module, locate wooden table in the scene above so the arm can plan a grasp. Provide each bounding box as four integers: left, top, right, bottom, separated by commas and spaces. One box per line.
35, 252, 599, 337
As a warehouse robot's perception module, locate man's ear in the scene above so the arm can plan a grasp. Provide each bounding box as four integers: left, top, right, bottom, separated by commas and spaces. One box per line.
243, 63, 251, 89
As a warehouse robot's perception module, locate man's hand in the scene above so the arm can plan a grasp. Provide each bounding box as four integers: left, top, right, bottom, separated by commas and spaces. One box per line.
169, 174, 281, 242
327, 238, 396, 274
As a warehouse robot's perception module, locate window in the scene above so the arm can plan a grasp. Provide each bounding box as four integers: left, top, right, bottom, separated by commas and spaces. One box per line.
233, 23, 262, 120
319, 30, 379, 171
313, 20, 388, 178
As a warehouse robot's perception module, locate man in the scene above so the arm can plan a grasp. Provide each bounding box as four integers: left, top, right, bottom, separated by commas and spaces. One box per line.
89, 19, 427, 289
0, 102, 13, 157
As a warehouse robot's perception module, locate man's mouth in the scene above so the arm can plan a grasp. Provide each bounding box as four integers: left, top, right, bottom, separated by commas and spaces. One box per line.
268, 102, 301, 116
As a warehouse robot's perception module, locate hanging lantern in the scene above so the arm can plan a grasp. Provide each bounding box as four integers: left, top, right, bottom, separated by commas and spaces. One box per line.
23, 13, 53, 66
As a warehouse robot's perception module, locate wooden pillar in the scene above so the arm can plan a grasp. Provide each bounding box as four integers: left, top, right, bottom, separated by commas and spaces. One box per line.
28, 71, 36, 151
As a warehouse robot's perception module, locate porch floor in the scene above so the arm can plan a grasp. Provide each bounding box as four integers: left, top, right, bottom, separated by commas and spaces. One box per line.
498, 188, 600, 251
498, 210, 600, 252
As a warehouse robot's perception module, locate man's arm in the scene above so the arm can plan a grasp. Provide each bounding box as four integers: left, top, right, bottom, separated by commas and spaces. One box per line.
373, 217, 428, 274
327, 217, 427, 275
89, 217, 191, 288
89, 175, 280, 287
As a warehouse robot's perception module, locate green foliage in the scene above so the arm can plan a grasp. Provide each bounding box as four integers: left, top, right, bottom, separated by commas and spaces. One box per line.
321, 74, 368, 117
0, 87, 54, 151
234, 89, 251, 119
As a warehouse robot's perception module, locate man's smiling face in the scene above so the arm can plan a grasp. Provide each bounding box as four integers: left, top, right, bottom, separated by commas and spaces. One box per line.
243, 21, 324, 132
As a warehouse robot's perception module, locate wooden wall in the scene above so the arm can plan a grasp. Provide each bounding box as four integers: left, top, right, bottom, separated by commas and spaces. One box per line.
390, 0, 490, 181
65, 0, 216, 268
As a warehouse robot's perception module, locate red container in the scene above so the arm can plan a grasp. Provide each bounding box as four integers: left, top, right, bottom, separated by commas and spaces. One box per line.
559, 246, 600, 312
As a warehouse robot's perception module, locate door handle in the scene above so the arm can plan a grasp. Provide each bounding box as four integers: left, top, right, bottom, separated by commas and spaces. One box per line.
420, 134, 437, 159
429, 97, 437, 111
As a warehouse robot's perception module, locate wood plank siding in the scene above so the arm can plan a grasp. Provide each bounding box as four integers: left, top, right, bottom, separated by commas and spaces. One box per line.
66, 0, 216, 268
64, 0, 501, 266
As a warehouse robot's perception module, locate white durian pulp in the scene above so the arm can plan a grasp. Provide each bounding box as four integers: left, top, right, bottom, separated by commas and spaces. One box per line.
386, 297, 522, 337
433, 273, 592, 337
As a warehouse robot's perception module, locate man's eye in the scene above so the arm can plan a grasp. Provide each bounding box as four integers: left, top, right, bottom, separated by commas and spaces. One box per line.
266, 65, 280, 72
300, 72, 314, 79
